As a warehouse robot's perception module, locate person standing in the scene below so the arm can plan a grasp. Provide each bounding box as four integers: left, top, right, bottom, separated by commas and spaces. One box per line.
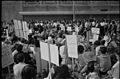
13, 52, 28, 79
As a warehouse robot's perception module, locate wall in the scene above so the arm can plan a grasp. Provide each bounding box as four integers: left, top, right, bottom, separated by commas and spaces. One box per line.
2, 1, 119, 22
2, 1, 23, 22
22, 1, 119, 12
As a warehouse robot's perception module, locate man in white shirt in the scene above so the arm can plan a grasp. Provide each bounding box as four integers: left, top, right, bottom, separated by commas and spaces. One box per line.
13, 53, 28, 79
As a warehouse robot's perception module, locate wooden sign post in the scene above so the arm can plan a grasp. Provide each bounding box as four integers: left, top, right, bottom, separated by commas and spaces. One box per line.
48, 42, 52, 79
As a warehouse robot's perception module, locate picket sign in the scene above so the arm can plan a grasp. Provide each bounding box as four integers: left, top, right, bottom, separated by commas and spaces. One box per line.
88, 27, 100, 44
91, 27, 100, 34
40, 41, 60, 79
66, 35, 78, 72
13, 20, 20, 37
48, 42, 52, 79
2, 44, 14, 79
2, 45, 14, 68
13, 19, 29, 40
66, 35, 78, 59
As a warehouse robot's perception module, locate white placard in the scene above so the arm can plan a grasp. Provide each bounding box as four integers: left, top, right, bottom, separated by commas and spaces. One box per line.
22, 21, 25, 32
22, 22, 27, 39
40, 41, 59, 66
40, 42, 49, 61
13, 20, 20, 37
2, 45, 14, 68
19, 30, 24, 38
25, 22, 29, 40
17, 20, 22, 30
91, 28, 100, 34
22, 21, 29, 40
50, 44, 59, 66
13, 20, 18, 30
66, 35, 78, 58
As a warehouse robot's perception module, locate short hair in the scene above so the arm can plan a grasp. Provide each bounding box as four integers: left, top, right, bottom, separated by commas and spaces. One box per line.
107, 46, 115, 53
14, 52, 25, 64
78, 45, 84, 54
11, 35, 18, 43
20, 38, 27, 44
94, 40, 100, 46
53, 65, 70, 79
87, 61, 98, 74
100, 40, 105, 45
21, 65, 36, 79
15, 44, 23, 52
100, 46, 107, 54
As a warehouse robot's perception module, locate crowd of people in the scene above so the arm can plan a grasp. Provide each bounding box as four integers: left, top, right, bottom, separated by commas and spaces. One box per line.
2, 17, 120, 79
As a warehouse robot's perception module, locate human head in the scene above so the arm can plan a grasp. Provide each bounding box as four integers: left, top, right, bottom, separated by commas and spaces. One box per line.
14, 51, 25, 64
11, 35, 19, 43
87, 61, 99, 73
107, 46, 115, 54
99, 46, 107, 54
78, 45, 84, 54
15, 44, 23, 52
100, 40, 105, 45
94, 40, 100, 47
21, 65, 36, 79
53, 65, 70, 79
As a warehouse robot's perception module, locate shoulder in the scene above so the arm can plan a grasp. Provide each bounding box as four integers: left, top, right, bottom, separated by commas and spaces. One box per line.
13, 64, 18, 69
87, 72, 100, 79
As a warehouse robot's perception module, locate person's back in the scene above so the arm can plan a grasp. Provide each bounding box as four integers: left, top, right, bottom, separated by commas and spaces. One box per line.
13, 53, 27, 79
77, 45, 86, 70
97, 47, 111, 74
97, 54, 111, 72
14, 63, 27, 79
83, 51, 96, 64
